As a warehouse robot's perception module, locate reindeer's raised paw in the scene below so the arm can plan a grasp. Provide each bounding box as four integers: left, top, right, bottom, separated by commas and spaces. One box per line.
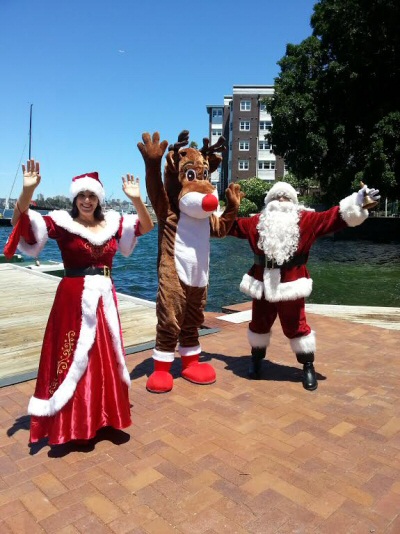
226, 183, 245, 207
137, 132, 168, 163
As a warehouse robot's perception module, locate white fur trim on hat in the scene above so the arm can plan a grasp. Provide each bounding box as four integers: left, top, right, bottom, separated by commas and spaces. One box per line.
265, 182, 298, 205
70, 176, 105, 204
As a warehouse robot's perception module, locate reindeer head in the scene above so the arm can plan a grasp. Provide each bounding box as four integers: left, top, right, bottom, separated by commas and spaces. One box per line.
164, 131, 226, 206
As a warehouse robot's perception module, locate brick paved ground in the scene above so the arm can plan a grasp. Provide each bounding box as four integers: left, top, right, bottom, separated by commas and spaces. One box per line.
1, 306, 400, 533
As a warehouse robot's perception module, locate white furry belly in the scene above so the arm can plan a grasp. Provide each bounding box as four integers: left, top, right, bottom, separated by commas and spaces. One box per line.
175, 215, 210, 287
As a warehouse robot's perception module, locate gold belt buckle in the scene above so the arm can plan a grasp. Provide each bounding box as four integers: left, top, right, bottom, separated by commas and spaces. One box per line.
103, 266, 111, 277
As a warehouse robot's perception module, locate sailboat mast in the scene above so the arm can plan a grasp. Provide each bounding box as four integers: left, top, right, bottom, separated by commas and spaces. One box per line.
28, 104, 33, 159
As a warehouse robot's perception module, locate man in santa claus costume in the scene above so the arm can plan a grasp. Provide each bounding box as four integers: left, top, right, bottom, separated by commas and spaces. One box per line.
229, 181, 380, 391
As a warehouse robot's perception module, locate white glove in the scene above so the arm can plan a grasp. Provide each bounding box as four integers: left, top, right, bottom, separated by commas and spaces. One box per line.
356, 184, 380, 206
366, 187, 380, 201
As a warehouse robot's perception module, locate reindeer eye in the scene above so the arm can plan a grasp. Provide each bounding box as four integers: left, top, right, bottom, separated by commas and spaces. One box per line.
185, 169, 196, 181
203, 169, 209, 179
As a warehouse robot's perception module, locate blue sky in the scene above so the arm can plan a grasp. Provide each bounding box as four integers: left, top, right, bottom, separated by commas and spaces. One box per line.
0, 0, 316, 202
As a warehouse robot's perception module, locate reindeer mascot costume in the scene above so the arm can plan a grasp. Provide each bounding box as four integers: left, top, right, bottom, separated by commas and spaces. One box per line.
138, 131, 242, 393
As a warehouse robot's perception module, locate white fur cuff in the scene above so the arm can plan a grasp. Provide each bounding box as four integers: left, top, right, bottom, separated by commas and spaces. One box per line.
339, 193, 368, 227
178, 345, 201, 356
290, 331, 316, 354
153, 349, 175, 362
119, 214, 139, 256
248, 330, 271, 348
17, 209, 48, 257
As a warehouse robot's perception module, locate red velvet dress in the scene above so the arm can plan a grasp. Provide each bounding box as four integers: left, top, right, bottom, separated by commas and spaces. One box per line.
18, 209, 140, 445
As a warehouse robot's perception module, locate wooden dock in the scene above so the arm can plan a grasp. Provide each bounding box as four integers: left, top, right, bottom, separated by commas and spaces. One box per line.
0, 264, 157, 387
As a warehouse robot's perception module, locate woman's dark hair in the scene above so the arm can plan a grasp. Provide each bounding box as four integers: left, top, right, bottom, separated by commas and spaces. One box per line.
69, 196, 105, 221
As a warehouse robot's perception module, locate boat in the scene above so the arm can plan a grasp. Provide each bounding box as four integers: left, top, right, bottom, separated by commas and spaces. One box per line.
1, 104, 34, 227
0, 214, 12, 227
0, 253, 24, 263
0, 253, 64, 276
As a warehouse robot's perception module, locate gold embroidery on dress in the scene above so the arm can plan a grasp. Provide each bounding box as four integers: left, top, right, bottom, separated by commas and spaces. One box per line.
48, 330, 76, 395
83, 241, 112, 260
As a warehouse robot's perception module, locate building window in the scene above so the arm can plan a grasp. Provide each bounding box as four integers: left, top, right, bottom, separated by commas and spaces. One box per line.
258, 161, 275, 170
240, 100, 251, 111
260, 103, 267, 112
240, 121, 250, 131
212, 129, 222, 136
258, 140, 270, 150
260, 121, 272, 131
239, 140, 250, 150
238, 160, 249, 170
212, 109, 223, 117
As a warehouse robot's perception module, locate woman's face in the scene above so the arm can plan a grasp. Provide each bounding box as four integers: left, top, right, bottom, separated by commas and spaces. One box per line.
76, 190, 99, 217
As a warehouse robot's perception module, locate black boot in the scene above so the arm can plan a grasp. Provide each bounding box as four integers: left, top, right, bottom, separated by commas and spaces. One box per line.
248, 347, 266, 380
302, 362, 318, 391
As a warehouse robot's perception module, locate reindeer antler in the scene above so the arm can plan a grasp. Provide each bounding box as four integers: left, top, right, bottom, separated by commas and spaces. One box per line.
200, 136, 226, 156
168, 130, 190, 152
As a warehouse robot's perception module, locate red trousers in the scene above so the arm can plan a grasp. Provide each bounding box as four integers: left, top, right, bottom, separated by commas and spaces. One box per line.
249, 298, 311, 340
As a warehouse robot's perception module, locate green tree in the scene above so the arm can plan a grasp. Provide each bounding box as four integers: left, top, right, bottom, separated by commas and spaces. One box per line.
237, 177, 270, 212
238, 198, 258, 217
267, 0, 400, 202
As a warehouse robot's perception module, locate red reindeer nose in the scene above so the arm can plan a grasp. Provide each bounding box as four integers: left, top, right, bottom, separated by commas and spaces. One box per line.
202, 194, 219, 212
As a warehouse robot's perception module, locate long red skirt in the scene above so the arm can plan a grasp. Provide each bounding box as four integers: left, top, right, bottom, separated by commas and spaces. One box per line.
29, 304, 132, 446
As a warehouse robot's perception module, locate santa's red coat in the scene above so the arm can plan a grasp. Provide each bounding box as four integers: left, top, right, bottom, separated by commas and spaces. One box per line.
229, 194, 368, 303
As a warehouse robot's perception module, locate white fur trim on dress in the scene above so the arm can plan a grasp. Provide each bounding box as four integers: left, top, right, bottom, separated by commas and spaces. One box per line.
118, 214, 139, 257
239, 272, 313, 302
153, 348, 175, 363
178, 344, 201, 357
28, 275, 130, 417
49, 209, 121, 245
248, 330, 271, 349
290, 331, 316, 354
17, 209, 48, 257
339, 193, 368, 227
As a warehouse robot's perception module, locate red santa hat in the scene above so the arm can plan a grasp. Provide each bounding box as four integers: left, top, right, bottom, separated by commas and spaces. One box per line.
69, 172, 105, 204
264, 181, 298, 205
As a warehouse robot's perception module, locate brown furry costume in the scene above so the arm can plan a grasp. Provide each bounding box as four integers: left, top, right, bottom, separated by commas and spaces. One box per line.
138, 131, 242, 393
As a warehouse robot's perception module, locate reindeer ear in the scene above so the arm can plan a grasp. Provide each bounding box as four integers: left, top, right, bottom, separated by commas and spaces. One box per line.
166, 151, 179, 173
208, 153, 223, 173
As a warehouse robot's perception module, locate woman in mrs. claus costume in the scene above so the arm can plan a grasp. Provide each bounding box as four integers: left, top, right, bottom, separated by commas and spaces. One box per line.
9, 159, 154, 446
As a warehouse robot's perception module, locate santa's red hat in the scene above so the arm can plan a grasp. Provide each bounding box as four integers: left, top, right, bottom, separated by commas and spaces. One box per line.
69, 172, 105, 204
264, 181, 298, 205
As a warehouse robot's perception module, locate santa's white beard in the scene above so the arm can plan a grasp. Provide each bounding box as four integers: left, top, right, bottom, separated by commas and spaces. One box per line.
257, 200, 301, 265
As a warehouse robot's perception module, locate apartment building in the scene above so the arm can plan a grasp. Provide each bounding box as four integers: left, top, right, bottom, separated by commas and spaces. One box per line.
206, 85, 285, 193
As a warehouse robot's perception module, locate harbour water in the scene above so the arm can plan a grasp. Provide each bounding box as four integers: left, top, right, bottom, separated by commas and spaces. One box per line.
1, 223, 399, 311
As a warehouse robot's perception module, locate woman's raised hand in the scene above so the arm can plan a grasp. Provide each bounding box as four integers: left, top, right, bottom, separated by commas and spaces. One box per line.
22, 159, 41, 190
122, 174, 141, 200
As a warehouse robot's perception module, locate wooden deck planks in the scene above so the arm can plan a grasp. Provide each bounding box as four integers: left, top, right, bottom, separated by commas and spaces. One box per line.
0, 264, 157, 386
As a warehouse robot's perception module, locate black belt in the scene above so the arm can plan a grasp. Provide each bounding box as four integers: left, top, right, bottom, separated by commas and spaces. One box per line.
64, 266, 111, 278
254, 254, 307, 269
